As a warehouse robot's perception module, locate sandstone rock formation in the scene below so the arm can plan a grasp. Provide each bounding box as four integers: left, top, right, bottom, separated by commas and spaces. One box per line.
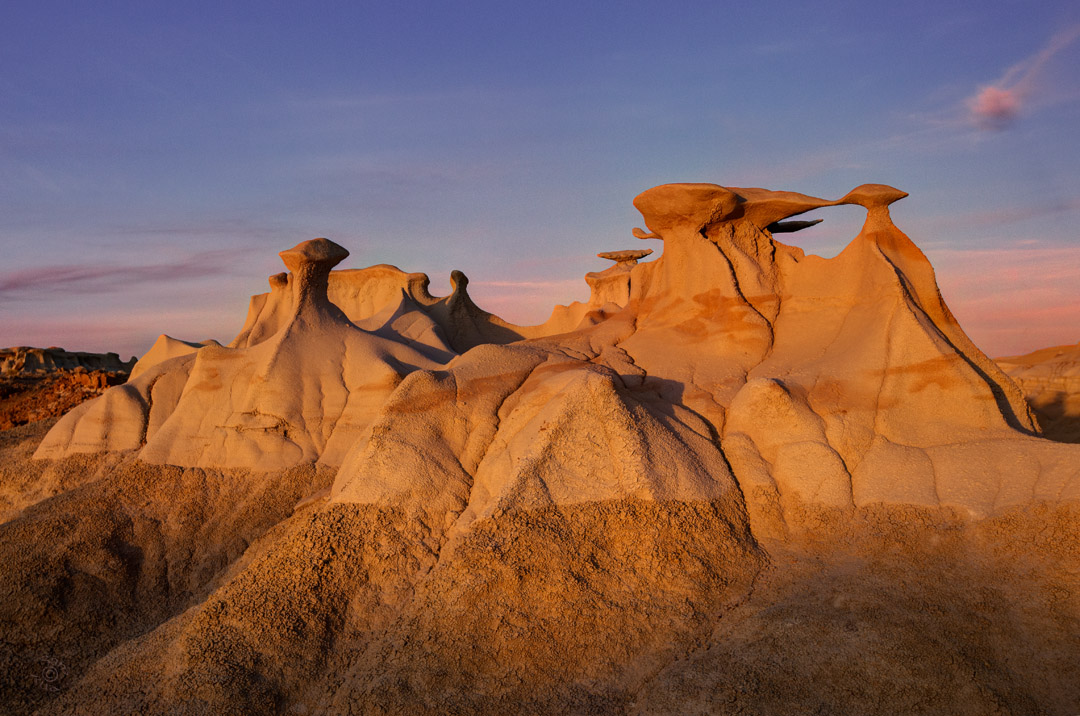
3, 182, 1079, 716
997, 341, 1080, 443
128, 335, 221, 380
0, 369, 127, 431
0, 347, 133, 432
0, 347, 134, 376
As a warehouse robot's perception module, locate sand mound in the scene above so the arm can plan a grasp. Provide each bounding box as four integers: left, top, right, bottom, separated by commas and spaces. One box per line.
4, 181, 1079, 715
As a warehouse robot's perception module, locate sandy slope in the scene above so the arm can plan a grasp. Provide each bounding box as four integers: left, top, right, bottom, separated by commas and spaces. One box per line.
2, 182, 1079, 715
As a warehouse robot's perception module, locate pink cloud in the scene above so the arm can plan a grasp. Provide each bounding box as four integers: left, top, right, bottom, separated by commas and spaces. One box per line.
966, 24, 1080, 130
0, 249, 251, 299
968, 86, 1021, 129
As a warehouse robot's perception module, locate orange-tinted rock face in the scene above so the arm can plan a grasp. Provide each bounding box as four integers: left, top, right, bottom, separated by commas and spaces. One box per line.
33, 183, 1075, 522
0, 346, 134, 376
0, 347, 133, 430
0, 368, 127, 430
8, 182, 1080, 716
997, 342, 1080, 443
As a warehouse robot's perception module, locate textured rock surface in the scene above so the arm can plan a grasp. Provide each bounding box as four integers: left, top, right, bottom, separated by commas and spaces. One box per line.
0, 371, 127, 431
997, 341, 1080, 443
3, 181, 1079, 715
0, 347, 132, 431
0, 347, 134, 376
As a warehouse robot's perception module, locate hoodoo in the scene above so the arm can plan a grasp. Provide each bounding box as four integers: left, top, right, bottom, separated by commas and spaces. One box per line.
33, 183, 1078, 514
6, 182, 1079, 716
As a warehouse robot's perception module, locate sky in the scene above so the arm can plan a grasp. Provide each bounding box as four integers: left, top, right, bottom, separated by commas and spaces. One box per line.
1, 0, 1078, 359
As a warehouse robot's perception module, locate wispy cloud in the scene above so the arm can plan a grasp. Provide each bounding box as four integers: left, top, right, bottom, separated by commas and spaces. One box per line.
742, 22, 1080, 186
2, 304, 249, 358
966, 24, 1080, 130
107, 218, 289, 238
931, 241, 1080, 355
0, 248, 253, 300
735, 120, 967, 186
759, 23, 1080, 181
288, 87, 500, 111
298, 155, 506, 188
917, 196, 1080, 231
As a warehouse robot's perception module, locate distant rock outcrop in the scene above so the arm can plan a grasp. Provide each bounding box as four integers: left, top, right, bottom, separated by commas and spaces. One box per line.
0, 347, 133, 430
997, 341, 1080, 443
0, 346, 134, 375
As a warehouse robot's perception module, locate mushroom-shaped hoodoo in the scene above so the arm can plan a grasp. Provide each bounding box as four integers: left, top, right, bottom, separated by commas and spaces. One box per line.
632, 183, 740, 238
279, 237, 349, 274
838, 183, 908, 209
278, 238, 350, 316
597, 248, 653, 268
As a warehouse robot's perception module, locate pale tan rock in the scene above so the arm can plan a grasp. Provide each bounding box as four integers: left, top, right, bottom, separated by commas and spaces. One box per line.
34, 183, 1077, 519
726, 378, 853, 510
608, 182, 1062, 526
37, 239, 444, 469
583, 248, 653, 309
129, 335, 220, 380
11, 179, 1080, 716
997, 341, 1080, 442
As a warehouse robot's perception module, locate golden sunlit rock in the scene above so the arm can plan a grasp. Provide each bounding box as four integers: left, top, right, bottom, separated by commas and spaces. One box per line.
2, 182, 1078, 715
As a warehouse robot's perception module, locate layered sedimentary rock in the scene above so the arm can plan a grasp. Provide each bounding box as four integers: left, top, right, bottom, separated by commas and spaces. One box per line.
35, 182, 1080, 516
7, 181, 1080, 716
1, 347, 134, 431
128, 335, 221, 380
997, 342, 1080, 442
0, 346, 134, 375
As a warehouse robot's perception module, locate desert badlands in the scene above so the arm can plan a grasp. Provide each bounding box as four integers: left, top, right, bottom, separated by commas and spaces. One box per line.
1, 181, 1079, 715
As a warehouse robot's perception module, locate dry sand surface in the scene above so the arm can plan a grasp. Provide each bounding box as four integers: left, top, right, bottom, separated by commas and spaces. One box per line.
2, 182, 1078, 715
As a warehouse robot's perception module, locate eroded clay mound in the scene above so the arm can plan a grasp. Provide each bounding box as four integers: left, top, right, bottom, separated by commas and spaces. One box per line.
34, 181, 1080, 521
15, 493, 1080, 716
997, 341, 1080, 443
34, 240, 444, 470
7, 180, 1080, 715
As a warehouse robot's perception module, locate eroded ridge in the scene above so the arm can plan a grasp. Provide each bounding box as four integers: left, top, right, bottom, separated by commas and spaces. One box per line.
8, 181, 1080, 716
33, 183, 1077, 525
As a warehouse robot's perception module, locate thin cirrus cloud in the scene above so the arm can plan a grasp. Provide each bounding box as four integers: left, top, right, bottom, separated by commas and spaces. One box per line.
0, 248, 253, 301
964, 196, 1080, 226
907, 196, 1080, 233
931, 241, 1080, 355
966, 24, 1080, 130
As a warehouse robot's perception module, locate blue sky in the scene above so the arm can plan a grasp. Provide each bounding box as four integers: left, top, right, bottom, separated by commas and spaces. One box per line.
2, 0, 1078, 358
